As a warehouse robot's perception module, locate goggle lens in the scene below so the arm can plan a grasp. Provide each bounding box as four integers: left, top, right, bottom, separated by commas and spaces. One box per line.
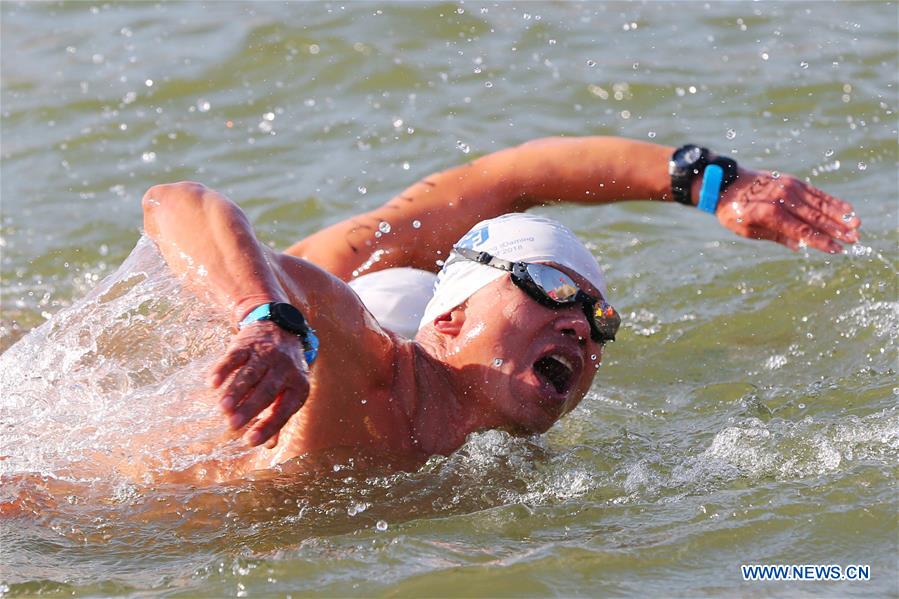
524, 263, 580, 302
524, 263, 620, 343
591, 301, 621, 342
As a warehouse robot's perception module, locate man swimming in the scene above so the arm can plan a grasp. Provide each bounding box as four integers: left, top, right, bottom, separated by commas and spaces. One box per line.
142, 136, 860, 476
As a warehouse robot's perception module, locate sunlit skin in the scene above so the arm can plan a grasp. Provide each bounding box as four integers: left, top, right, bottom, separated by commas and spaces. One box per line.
137, 136, 860, 479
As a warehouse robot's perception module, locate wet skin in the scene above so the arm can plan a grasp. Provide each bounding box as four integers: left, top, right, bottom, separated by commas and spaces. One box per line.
137, 136, 859, 478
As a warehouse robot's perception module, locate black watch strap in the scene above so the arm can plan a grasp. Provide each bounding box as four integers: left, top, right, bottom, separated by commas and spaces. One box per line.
669, 145, 740, 205
710, 156, 739, 193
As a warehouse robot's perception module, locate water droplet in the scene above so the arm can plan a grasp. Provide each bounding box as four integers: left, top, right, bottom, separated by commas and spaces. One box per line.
484, 81, 493, 88
197, 99, 211, 112
726, 129, 737, 140
141, 151, 156, 163
586, 59, 596, 67
393, 118, 403, 128
357, 185, 367, 195
841, 211, 855, 222
590, 354, 597, 361
800, 61, 809, 69
412, 220, 421, 229
761, 52, 769, 61
402, 161, 410, 170
91, 53, 105, 65
456, 140, 471, 154
375, 520, 388, 531
771, 171, 780, 179
647, 131, 656, 139
857, 161, 867, 171
825, 148, 834, 157
798, 403, 806, 409
378, 221, 391, 234
263, 112, 275, 121
688, 85, 697, 94
492, 358, 503, 367
144, 79, 154, 87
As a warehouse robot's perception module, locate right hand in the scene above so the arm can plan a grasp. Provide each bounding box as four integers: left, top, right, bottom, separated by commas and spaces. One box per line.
207, 321, 311, 447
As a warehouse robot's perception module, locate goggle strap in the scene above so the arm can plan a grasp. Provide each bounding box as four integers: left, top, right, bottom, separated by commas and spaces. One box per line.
452, 246, 516, 272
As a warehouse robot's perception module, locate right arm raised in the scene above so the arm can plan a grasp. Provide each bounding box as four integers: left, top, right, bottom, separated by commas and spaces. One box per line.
142, 181, 292, 324
141, 182, 391, 447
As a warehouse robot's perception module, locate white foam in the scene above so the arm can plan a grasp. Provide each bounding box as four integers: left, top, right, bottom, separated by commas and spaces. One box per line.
0, 236, 248, 483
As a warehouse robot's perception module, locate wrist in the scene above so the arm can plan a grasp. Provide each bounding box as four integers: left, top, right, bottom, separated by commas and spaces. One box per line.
689, 176, 703, 207
238, 301, 319, 366
232, 294, 288, 327
669, 144, 739, 207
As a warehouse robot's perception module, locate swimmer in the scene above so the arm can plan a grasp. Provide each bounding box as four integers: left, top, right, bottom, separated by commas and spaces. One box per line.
142, 137, 860, 475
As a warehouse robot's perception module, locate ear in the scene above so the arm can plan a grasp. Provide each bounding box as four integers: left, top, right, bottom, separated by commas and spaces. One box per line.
432, 307, 466, 337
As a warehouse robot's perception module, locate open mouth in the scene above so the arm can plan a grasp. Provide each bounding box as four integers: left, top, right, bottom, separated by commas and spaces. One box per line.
533, 353, 576, 396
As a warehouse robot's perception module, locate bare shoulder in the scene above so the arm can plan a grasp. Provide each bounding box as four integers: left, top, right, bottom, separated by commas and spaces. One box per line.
272, 252, 396, 389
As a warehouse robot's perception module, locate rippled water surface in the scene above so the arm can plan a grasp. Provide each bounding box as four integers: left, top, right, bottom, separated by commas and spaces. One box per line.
1, 2, 897, 597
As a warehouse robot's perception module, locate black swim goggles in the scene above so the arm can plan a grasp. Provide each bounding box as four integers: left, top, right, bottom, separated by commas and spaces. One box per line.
448, 246, 621, 343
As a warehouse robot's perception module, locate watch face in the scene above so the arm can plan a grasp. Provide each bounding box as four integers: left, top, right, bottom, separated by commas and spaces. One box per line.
683, 146, 703, 165
270, 302, 308, 334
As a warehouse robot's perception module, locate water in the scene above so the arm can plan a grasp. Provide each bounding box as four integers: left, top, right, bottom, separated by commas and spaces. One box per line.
1, 2, 897, 596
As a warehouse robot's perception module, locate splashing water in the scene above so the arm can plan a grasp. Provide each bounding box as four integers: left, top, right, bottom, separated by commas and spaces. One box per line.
0, 237, 246, 485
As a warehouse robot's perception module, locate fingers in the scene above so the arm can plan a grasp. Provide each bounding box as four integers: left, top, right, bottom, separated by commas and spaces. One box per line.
798, 181, 860, 228
264, 431, 280, 449
227, 369, 283, 430
244, 391, 305, 447
746, 225, 798, 251
782, 197, 859, 244
767, 210, 842, 253
218, 362, 268, 413
207, 346, 250, 388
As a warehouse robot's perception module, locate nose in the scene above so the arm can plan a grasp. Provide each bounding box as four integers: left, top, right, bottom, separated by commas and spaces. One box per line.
553, 307, 592, 344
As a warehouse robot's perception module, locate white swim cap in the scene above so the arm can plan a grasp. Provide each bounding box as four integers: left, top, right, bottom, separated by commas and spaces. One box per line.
349, 267, 437, 338
419, 213, 607, 330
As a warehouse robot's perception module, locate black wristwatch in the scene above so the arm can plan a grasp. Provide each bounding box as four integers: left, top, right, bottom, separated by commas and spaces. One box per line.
669, 144, 739, 205
238, 302, 320, 365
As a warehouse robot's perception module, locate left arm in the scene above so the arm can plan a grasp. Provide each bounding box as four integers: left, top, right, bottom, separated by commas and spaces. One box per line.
286, 137, 860, 279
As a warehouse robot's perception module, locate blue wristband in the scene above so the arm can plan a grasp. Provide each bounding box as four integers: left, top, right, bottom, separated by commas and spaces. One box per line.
238, 303, 319, 366
697, 164, 724, 214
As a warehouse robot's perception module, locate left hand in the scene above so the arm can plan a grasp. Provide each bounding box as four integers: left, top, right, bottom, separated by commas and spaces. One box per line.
715, 169, 861, 253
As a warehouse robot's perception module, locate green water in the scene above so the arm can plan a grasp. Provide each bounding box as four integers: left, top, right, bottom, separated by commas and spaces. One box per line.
1, 1, 897, 597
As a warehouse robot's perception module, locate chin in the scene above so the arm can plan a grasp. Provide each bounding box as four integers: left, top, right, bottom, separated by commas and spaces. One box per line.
498, 387, 562, 435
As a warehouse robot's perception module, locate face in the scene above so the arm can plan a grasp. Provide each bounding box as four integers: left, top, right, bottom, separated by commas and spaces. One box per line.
441, 266, 604, 434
